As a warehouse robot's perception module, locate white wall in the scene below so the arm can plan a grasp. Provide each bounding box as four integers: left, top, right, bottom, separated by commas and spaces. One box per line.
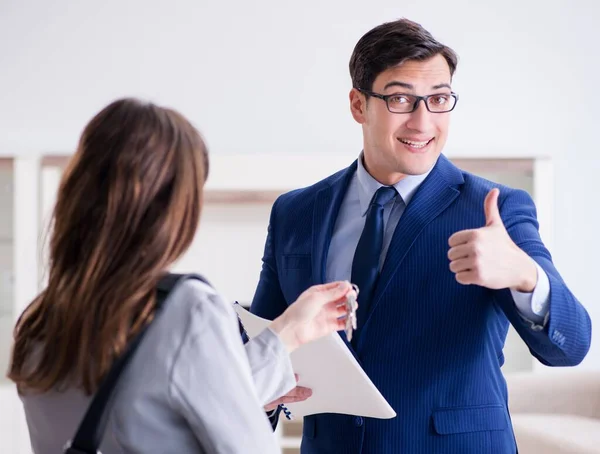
172, 202, 274, 304
0, 0, 593, 160
0, 166, 13, 381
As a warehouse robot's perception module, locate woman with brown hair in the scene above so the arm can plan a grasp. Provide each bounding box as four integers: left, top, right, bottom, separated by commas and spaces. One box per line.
7, 98, 355, 453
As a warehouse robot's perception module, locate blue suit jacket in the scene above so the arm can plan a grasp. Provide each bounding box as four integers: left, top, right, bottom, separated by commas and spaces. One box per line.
250, 155, 591, 454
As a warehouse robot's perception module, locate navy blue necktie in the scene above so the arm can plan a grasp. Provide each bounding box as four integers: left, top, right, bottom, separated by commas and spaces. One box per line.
351, 186, 398, 344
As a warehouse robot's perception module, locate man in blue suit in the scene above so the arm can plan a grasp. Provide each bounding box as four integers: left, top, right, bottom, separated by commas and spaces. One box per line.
250, 18, 591, 453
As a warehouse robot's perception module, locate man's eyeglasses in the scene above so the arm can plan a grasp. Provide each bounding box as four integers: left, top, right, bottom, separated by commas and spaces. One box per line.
357, 89, 459, 114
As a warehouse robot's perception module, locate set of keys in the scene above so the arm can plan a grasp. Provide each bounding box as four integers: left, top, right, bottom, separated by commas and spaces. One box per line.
344, 283, 359, 341
280, 283, 358, 422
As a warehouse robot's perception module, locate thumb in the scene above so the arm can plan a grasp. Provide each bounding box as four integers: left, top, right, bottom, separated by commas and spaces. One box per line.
484, 188, 502, 226
307, 281, 351, 305
326, 281, 351, 298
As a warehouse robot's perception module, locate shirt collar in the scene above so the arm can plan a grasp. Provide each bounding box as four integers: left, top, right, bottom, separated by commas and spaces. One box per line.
356, 151, 435, 216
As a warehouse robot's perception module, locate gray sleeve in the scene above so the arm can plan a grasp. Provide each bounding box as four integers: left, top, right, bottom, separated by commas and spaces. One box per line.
244, 327, 296, 406
167, 285, 281, 454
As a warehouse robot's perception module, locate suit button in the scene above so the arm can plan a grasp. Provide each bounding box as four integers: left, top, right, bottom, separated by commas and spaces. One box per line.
354, 416, 364, 427
552, 329, 566, 346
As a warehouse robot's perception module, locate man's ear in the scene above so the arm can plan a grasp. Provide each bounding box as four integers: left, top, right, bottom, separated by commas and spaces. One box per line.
349, 88, 367, 124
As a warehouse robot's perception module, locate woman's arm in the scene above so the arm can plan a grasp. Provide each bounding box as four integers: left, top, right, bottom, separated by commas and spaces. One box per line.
243, 325, 296, 406
168, 286, 280, 454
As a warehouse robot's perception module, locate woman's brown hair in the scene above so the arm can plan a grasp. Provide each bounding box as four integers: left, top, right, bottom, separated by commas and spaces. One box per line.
8, 98, 208, 395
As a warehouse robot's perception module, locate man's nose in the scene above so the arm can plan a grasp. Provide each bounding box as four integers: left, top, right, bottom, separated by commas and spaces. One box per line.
405, 100, 433, 131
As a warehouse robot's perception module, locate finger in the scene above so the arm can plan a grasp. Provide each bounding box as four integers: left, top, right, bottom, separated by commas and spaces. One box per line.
273, 394, 312, 404
449, 258, 474, 274
455, 270, 477, 285
448, 229, 478, 247
331, 310, 349, 326
322, 298, 358, 316
484, 188, 502, 226
329, 292, 354, 307
330, 303, 357, 323
330, 287, 357, 307
327, 281, 352, 297
315, 282, 353, 307
292, 386, 312, 397
334, 318, 346, 331
327, 300, 351, 319
325, 316, 347, 332
308, 282, 352, 303
447, 244, 472, 261
275, 386, 312, 401
264, 403, 279, 411
321, 309, 349, 330
265, 397, 293, 408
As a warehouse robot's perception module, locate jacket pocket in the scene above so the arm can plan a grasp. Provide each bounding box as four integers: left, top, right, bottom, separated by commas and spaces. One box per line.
282, 254, 311, 270
432, 404, 508, 435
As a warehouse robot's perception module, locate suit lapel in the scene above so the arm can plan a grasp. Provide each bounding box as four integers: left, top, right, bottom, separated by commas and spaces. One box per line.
360, 155, 465, 332
312, 161, 357, 285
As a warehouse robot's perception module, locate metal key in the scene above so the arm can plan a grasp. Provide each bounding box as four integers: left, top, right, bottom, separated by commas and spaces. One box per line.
345, 284, 359, 341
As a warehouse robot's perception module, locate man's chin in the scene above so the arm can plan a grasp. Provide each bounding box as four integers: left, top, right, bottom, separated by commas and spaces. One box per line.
395, 153, 438, 176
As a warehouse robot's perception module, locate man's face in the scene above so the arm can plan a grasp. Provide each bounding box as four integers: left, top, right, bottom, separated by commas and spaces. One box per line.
350, 54, 454, 184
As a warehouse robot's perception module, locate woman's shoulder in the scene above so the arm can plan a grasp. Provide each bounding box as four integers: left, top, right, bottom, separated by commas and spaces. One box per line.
164, 275, 235, 326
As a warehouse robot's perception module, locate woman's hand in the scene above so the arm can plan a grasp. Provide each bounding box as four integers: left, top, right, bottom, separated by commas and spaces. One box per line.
269, 281, 356, 353
264, 374, 312, 411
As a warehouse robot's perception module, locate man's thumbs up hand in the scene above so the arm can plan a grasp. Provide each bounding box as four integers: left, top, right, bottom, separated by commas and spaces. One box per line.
447, 188, 538, 292
484, 188, 502, 226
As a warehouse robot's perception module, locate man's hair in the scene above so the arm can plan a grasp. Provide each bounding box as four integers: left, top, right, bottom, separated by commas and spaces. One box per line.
349, 18, 458, 91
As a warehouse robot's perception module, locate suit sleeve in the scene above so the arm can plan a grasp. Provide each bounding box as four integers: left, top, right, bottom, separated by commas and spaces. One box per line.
250, 197, 289, 321
249, 198, 291, 430
493, 188, 591, 366
509, 262, 550, 323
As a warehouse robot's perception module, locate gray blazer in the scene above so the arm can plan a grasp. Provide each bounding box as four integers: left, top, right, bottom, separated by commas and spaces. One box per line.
20, 278, 296, 453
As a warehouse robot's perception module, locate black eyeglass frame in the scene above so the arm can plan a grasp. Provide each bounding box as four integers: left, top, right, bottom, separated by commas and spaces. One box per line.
357, 88, 459, 114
